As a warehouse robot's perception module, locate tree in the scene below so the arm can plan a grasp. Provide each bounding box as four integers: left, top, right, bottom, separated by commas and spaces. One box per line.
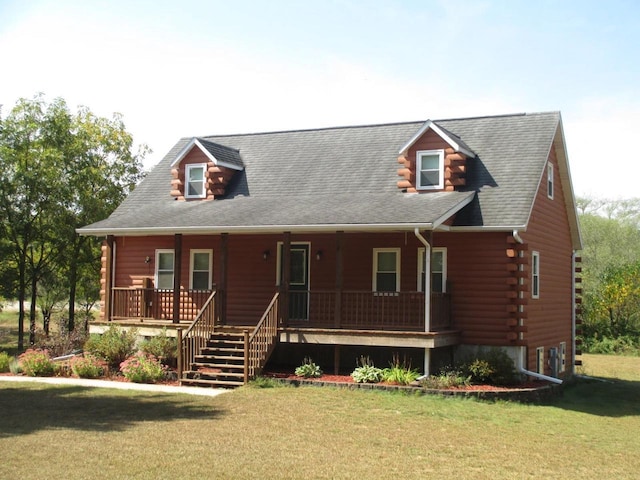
0, 95, 146, 349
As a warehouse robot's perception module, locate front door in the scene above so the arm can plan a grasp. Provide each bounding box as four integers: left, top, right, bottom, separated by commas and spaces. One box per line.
280, 243, 310, 321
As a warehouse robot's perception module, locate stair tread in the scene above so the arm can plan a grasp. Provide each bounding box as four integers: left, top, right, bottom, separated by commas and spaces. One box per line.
187, 370, 245, 378
192, 362, 244, 370
181, 378, 243, 387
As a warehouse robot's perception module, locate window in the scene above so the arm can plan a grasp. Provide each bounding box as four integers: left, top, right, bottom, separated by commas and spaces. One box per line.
185, 164, 207, 199
536, 347, 545, 374
190, 250, 212, 290
155, 249, 175, 290
416, 149, 444, 190
559, 342, 566, 373
532, 251, 540, 299
547, 162, 554, 199
418, 248, 447, 293
373, 249, 400, 292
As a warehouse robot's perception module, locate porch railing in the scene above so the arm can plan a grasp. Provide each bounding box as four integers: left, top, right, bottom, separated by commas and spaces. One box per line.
177, 290, 217, 380
111, 287, 212, 322
287, 290, 451, 331
244, 292, 280, 383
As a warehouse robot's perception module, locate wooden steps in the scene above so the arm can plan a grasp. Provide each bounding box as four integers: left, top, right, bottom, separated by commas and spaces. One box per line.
181, 329, 247, 389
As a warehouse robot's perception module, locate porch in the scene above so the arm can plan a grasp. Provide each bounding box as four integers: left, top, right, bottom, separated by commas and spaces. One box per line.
104, 287, 453, 332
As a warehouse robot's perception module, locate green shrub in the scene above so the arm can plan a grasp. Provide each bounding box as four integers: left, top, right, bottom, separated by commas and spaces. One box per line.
460, 347, 518, 386
85, 325, 138, 370
382, 354, 420, 385
584, 335, 640, 355
421, 369, 470, 389
0, 351, 10, 373
120, 352, 166, 383
295, 357, 323, 378
139, 329, 177, 367
250, 376, 284, 388
19, 349, 55, 377
351, 356, 384, 383
71, 355, 105, 379
9, 357, 22, 375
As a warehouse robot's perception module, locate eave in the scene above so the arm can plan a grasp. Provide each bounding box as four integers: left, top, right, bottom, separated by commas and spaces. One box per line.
170, 138, 244, 171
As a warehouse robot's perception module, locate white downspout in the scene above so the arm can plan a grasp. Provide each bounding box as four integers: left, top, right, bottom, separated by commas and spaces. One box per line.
511, 229, 563, 385
414, 228, 431, 376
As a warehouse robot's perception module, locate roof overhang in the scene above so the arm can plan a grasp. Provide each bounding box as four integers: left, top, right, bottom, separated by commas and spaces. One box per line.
170, 138, 243, 171
398, 120, 476, 158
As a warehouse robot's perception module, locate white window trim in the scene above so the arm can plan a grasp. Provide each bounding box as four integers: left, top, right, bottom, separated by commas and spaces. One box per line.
185, 163, 207, 199
417, 247, 447, 293
155, 249, 175, 291
547, 162, 554, 200
189, 249, 213, 290
559, 342, 566, 373
536, 346, 545, 374
416, 149, 445, 190
532, 251, 540, 299
372, 248, 401, 292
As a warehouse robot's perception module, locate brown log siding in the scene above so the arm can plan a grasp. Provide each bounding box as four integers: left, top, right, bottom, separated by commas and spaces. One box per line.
520, 142, 574, 375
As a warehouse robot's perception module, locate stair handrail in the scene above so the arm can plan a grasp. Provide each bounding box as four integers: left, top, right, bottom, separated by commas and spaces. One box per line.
244, 292, 280, 383
178, 290, 217, 380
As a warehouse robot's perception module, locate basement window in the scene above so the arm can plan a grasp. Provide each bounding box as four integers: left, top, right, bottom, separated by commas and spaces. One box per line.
536, 346, 545, 374
416, 150, 444, 190
185, 164, 207, 199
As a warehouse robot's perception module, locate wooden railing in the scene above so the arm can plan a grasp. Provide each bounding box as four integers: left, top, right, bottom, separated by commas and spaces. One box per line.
177, 290, 217, 379
244, 292, 280, 383
111, 287, 212, 322
287, 291, 451, 331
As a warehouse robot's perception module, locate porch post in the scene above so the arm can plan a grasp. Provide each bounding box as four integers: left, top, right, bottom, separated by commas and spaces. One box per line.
103, 235, 114, 322
219, 233, 228, 325
281, 232, 291, 325
334, 231, 343, 328
172, 233, 183, 323
424, 348, 431, 376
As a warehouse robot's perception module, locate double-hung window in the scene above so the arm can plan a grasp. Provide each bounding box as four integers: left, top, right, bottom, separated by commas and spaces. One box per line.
155, 249, 175, 290
547, 163, 554, 199
417, 248, 447, 293
416, 149, 444, 190
532, 251, 540, 299
190, 250, 212, 290
185, 164, 207, 199
373, 249, 400, 292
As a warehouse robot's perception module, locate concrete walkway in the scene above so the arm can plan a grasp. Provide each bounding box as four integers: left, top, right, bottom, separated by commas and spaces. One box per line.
0, 375, 229, 397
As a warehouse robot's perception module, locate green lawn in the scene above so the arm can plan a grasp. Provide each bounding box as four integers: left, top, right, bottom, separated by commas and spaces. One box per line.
1, 354, 639, 479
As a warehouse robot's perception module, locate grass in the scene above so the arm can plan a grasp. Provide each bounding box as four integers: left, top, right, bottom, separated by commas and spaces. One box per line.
1, 354, 640, 479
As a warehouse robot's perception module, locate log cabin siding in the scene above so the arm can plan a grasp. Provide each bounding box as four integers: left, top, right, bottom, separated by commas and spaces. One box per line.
520, 143, 574, 375
435, 232, 512, 344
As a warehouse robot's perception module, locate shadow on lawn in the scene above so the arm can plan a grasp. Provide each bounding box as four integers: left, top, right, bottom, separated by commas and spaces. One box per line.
0, 384, 223, 438
557, 378, 640, 417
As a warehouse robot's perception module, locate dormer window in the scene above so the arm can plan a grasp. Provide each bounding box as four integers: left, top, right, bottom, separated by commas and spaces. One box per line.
185, 164, 207, 199
417, 149, 444, 190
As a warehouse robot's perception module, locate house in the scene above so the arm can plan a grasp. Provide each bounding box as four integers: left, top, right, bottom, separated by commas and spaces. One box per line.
78, 111, 582, 387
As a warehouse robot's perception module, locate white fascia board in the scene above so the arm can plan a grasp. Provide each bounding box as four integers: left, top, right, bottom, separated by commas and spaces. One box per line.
446, 225, 527, 233
398, 120, 475, 158
170, 138, 243, 171
76, 222, 437, 237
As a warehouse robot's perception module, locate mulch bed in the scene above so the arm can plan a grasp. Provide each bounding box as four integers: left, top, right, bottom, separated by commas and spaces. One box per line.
262, 370, 562, 403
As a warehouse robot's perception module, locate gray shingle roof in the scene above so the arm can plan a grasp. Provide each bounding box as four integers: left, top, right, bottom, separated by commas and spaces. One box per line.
80, 112, 562, 235
196, 138, 244, 169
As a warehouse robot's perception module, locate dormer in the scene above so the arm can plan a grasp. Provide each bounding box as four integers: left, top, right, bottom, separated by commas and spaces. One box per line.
397, 120, 475, 193
170, 138, 244, 201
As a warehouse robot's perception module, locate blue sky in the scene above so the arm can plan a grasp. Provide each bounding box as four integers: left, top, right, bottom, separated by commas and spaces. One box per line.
1, 0, 639, 198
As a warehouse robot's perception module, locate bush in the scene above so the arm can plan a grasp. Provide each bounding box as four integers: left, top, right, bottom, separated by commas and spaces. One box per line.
382, 354, 420, 385
0, 351, 10, 373
19, 349, 55, 377
351, 356, 384, 383
9, 357, 22, 375
421, 369, 470, 389
120, 352, 166, 383
37, 327, 88, 358
583, 335, 640, 355
295, 357, 323, 378
71, 355, 105, 379
139, 329, 177, 367
460, 348, 518, 386
85, 325, 138, 370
